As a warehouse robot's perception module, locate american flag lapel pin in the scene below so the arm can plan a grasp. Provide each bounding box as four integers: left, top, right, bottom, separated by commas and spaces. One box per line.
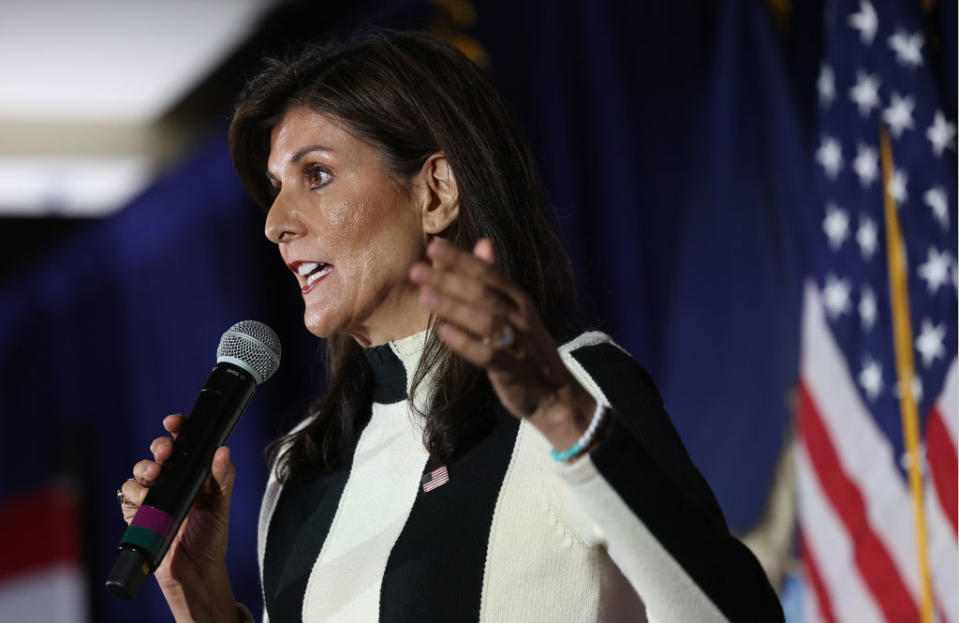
421, 465, 450, 493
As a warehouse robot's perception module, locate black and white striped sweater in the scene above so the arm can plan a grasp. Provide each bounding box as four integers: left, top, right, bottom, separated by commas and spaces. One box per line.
256, 331, 783, 622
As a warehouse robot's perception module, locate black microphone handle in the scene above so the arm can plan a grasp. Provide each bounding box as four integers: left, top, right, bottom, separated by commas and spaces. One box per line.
105, 362, 256, 600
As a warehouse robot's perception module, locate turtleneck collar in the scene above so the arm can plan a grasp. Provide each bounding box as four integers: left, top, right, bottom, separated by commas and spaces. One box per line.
361, 330, 429, 405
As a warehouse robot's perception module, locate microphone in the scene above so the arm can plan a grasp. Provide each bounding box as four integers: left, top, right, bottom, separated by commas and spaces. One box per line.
105, 320, 281, 600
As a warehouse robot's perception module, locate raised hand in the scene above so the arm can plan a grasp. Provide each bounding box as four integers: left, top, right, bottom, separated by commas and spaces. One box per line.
409, 237, 598, 452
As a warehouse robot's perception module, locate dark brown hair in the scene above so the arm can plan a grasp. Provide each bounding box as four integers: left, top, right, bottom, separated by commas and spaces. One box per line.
229, 30, 581, 481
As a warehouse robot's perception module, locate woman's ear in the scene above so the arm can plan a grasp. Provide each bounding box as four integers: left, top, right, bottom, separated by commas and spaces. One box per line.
419, 153, 459, 235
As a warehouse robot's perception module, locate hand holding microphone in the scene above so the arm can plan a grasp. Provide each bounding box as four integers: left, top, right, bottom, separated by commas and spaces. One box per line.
107, 321, 280, 604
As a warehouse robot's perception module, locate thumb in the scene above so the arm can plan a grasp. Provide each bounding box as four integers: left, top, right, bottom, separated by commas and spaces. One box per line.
210, 446, 236, 501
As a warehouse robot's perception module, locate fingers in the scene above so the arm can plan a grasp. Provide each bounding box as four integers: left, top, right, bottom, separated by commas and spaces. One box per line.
412, 261, 488, 307
118, 414, 182, 524
133, 417, 179, 485
436, 322, 501, 367
118, 413, 238, 533
150, 435, 174, 463
119, 478, 147, 523
162, 413, 185, 437
412, 238, 572, 421
473, 238, 496, 265
412, 238, 527, 331
133, 459, 161, 486
210, 446, 236, 496
420, 237, 525, 305
135, 425, 178, 487
410, 237, 535, 368
421, 284, 511, 336
192, 446, 236, 517
120, 478, 147, 505
121, 446, 236, 516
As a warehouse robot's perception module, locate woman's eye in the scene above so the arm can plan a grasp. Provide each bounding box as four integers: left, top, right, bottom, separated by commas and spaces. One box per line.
307, 166, 332, 189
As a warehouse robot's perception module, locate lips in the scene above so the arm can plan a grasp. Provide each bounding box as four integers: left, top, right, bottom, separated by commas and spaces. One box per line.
290, 261, 333, 293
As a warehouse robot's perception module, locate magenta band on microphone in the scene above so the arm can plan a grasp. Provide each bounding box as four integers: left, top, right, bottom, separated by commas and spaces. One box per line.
130, 505, 177, 540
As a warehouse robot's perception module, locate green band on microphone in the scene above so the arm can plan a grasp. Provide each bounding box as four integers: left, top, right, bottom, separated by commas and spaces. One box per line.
120, 525, 168, 561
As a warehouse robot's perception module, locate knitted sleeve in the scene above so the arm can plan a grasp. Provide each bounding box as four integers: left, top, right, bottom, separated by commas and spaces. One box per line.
555, 332, 784, 623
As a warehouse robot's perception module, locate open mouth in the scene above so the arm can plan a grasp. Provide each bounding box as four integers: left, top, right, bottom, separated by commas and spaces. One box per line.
296, 262, 333, 288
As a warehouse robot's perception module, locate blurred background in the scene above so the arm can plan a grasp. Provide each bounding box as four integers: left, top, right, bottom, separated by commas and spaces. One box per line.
0, 1, 954, 622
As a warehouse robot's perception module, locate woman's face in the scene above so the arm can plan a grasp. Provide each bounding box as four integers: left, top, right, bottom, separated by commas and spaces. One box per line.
264, 107, 431, 346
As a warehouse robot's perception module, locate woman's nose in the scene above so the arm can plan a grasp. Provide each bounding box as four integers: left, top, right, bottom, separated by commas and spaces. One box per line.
264, 188, 304, 244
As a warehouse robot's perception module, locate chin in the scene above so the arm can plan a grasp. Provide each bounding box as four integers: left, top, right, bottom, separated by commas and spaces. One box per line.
303, 308, 340, 339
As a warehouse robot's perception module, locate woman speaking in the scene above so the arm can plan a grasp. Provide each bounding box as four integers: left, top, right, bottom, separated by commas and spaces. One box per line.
117, 30, 783, 622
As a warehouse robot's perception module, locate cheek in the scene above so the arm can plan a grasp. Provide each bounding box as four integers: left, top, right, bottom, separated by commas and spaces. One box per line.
318, 196, 422, 290
326, 200, 353, 229
322, 201, 391, 285
317, 201, 362, 264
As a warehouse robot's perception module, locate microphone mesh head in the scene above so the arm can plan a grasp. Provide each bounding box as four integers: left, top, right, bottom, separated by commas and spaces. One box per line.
216, 320, 281, 385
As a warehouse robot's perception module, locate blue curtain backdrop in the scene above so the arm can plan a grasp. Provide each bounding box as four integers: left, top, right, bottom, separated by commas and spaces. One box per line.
0, 131, 319, 621
475, 1, 808, 529
0, 0, 905, 620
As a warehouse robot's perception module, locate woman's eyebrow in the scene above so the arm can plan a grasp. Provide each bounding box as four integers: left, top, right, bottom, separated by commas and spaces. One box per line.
266, 144, 334, 181
290, 144, 334, 164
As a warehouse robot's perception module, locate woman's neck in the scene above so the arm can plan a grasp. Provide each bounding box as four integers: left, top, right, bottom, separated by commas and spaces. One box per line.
360, 329, 429, 404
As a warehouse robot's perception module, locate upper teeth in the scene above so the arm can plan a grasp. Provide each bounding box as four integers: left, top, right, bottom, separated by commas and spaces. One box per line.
297, 262, 319, 276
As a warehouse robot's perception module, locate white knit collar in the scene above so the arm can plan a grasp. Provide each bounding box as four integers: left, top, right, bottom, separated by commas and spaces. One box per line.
386, 329, 429, 381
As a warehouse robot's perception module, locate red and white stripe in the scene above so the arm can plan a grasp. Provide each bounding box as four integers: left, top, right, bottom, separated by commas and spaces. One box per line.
796, 441, 884, 622
796, 283, 959, 622
0, 486, 87, 623
924, 360, 958, 623
422, 465, 450, 493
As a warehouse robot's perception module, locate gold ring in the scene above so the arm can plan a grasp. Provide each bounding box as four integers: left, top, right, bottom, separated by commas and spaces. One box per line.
116, 488, 133, 507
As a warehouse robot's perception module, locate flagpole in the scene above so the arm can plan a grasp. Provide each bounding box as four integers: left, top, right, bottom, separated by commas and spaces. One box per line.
879, 123, 935, 623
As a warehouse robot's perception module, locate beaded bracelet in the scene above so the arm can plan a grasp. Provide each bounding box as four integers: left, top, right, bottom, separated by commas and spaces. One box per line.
549, 401, 607, 462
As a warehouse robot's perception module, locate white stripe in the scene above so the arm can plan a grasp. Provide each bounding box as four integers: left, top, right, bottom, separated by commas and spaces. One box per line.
556, 331, 619, 416
559, 453, 728, 622
925, 473, 958, 623
800, 573, 827, 623
796, 443, 885, 623
801, 282, 923, 603
480, 421, 615, 622
481, 332, 650, 622
557, 330, 630, 359
936, 358, 958, 446
0, 563, 87, 623
930, 355, 957, 623
258, 414, 317, 575
257, 414, 316, 623
301, 400, 429, 622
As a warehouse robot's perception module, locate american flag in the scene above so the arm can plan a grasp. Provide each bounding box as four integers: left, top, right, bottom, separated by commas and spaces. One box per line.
421, 465, 450, 493
798, 1, 957, 622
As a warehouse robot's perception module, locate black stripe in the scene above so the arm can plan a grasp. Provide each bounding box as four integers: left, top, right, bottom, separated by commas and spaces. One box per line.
379, 403, 519, 622
363, 343, 408, 404
570, 342, 784, 622
263, 448, 356, 622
